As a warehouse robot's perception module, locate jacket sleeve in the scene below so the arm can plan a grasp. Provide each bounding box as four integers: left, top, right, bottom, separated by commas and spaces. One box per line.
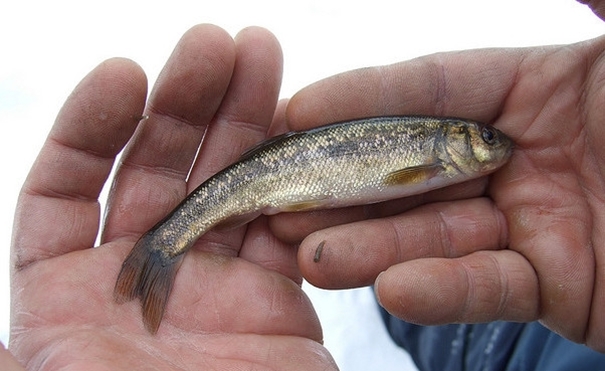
380, 307, 605, 371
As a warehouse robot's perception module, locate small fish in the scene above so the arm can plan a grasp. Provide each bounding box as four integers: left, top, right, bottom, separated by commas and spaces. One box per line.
114, 116, 514, 333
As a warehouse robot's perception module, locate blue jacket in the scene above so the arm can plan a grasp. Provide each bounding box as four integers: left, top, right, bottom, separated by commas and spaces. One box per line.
380, 309, 605, 370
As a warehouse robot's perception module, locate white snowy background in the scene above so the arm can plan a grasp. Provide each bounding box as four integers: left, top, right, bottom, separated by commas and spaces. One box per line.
1, 1, 603, 370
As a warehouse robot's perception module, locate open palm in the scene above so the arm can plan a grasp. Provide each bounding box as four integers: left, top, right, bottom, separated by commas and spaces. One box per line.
274, 36, 605, 352
10, 25, 336, 370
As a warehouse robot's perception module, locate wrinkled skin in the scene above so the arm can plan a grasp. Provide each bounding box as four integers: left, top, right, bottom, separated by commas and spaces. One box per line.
271, 21, 605, 353
9, 26, 336, 370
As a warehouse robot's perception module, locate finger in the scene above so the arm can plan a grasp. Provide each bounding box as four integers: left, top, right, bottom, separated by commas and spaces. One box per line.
101, 24, 237, 243
189, 26, 283, 185
374, 250, 539, 325
493, 160, 596, 343
269, 177, 488, 244
285, 48, 523, 130
269, 206, 369, 245
12, 58, 146, 269
267, 98, 289, 136
1, 342, 26, 371
238, 217, 302, 285
577, 0, 605, 21
187, 27, 283, 256
298, 197, 508, 289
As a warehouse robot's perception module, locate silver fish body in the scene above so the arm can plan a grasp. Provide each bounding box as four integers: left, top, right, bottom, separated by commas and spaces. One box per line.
114, 116, 514, 333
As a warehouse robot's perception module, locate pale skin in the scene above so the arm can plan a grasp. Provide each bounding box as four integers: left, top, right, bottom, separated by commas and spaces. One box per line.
6, 3, 605, 370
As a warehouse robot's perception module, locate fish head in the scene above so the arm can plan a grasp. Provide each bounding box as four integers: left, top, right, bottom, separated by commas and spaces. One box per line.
444, 119, 514, 175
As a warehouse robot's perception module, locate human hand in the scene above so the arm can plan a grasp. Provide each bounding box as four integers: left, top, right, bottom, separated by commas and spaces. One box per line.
1, 342, 25, 371
578, 0, 605, 21
10, 25, 336, 370
270, 36, 605, 352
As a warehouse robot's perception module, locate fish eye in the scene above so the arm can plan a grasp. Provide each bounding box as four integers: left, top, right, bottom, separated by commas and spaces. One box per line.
481, 127, 497, 145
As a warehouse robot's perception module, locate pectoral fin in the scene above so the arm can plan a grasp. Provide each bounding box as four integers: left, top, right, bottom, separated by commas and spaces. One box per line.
383, 164, 444, 186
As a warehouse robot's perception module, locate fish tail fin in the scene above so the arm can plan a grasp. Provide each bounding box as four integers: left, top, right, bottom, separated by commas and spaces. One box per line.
114, 234, 183, 334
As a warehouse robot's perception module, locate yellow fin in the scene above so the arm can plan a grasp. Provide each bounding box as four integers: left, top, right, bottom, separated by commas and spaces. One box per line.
214, 212, 260, 231
281, 200, 326, 212
383, 164, 443, 186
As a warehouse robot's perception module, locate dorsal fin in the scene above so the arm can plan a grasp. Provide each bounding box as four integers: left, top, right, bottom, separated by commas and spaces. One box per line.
239, 131, 299, 160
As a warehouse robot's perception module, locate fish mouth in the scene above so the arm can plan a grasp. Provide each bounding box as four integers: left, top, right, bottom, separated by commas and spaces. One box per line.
484, 142, 514, 172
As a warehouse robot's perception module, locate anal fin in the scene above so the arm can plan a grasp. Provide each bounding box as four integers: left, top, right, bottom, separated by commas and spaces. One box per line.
213, 212, 261, 231
281, 200, 327, 213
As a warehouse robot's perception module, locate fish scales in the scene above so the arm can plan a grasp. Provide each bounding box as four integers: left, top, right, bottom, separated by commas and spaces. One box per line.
156, 118, 440, 254
113, 116, 514, 334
